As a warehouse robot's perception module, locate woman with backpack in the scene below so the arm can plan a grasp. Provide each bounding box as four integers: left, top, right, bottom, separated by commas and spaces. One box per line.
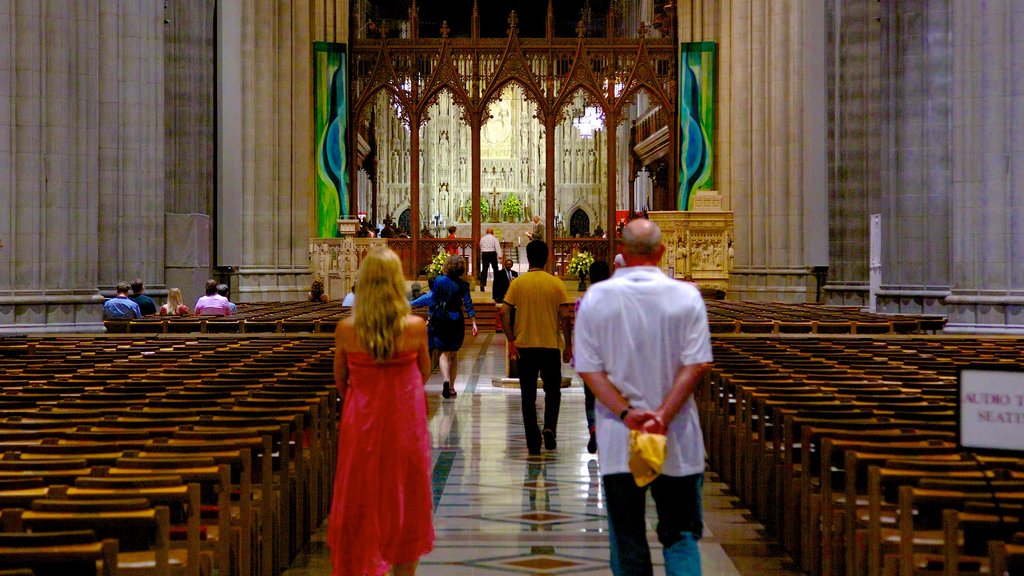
411, 254, 478, 399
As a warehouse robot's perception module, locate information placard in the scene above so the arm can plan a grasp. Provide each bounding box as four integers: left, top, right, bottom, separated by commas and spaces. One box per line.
959, 367, 1024, 452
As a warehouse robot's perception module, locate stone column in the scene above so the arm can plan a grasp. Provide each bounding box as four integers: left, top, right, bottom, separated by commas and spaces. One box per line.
0, 1, 105, 331
219, 0, 318, 302
717, 0, 829, 301
945, 0, 1024, 331
872, 0, 953, 315
97, 1, 166, 289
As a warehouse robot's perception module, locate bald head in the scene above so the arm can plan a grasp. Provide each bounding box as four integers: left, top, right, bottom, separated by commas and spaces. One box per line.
621, 219, 665, 265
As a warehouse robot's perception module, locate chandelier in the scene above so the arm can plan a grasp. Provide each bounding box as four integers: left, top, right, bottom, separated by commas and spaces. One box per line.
572, 106, 604, 138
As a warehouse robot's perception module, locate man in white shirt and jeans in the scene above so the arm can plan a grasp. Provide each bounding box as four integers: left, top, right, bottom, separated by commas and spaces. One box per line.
573, 218, 712, 575
478, 228, 502, 292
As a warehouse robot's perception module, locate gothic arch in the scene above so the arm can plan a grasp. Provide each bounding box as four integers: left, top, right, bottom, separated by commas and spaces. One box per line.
479, 78, 547, 126
553, 85, 608, 126
417, 41, 474, 122
355, 84, 411, 127
552, 44, 609, 121
419, 85, 473, 126
613, 34, 673, 116
561, 199, 599, 236
616, 81, 671, 118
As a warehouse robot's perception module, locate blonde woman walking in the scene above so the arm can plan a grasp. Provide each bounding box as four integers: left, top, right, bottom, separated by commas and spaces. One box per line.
329, 247, 433, 576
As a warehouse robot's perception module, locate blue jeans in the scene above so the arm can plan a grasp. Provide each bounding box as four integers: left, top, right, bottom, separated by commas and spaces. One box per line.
603, 473, 703, 576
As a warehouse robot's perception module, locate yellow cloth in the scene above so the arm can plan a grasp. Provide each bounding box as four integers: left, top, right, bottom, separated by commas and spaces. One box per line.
628, 430, 667, 487
502, 270, 569, 349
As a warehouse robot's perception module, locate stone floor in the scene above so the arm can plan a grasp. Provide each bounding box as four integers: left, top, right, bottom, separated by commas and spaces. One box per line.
283, 332, 803, 575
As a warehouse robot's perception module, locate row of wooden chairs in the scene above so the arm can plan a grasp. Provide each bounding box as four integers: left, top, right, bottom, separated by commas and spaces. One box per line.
704, 300, 946, 333
0, 335, 339, 576
701, 335, 1024, 576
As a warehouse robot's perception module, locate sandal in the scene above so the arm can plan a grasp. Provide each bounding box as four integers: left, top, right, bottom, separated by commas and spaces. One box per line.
442, 381, 457, 399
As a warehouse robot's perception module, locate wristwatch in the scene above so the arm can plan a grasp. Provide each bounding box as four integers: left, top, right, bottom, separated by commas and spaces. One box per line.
619, 407, 630, 421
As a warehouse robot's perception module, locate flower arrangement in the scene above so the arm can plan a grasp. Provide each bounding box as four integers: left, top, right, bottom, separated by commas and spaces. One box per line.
567, 251, 595, 278
499, 193, 525, 223
462, 196, 493, 222
426, 251, 447, 278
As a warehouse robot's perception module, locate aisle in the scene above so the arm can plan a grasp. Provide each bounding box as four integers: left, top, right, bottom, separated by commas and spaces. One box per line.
284, 334, 802, 576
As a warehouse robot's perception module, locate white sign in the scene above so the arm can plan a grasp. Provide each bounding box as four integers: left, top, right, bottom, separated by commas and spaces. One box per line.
959, 368, 1024, 452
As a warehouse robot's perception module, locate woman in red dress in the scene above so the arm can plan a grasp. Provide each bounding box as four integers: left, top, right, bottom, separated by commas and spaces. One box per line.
446, 225, 457, 255
330, 247, 434, 576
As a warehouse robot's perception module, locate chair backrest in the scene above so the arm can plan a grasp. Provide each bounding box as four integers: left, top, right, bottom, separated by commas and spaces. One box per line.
0, 530, 117, 576
64, 481, 201, 576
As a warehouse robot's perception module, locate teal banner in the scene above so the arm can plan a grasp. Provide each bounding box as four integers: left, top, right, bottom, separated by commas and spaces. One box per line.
314, 42, 348, 237
678, 42, 715, 211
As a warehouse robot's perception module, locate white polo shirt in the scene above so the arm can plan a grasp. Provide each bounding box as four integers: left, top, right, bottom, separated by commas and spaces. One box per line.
573, 266, 712, 477
479, 234, 501, 256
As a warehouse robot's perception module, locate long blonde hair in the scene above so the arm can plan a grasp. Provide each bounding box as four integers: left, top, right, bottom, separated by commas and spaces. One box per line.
166, 288, 184, 310
354, 247, 411, 361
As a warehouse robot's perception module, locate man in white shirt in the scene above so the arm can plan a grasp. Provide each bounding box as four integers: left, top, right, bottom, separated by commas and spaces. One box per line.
573, 218, 713, 575
479, 228, 502, 292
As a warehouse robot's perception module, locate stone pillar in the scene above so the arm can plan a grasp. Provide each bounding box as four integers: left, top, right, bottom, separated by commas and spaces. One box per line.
0, 1, 105, 331
97, 1, 166, 289
945, 0, 1024, 332
219, 0, 317, 302
717, 0, 829, 301
871, 0, 953, 315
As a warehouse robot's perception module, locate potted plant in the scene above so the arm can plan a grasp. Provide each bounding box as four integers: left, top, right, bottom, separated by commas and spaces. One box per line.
499, 193, 524, 223
567, 250, 595, 291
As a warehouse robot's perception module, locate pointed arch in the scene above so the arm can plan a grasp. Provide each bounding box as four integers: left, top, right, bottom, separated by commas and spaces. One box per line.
552, 42, 609, 120
353, 43, 414, 124
417, 40, 474, 121
614, 38, 672, 115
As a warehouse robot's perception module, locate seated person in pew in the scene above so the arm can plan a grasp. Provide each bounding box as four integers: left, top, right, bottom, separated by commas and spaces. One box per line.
158, 288, 191, 317
103, 281, 142, 320
194, 280, 232, 317
129, 278, 158, 317
215, 284, 237, 314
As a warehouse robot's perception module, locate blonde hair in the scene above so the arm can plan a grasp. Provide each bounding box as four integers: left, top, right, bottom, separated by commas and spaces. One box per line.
166, 288, 184, 311
354, 247, 411, 361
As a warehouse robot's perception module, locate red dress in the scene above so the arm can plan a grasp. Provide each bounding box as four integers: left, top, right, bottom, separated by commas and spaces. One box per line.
328, 350, 434, 575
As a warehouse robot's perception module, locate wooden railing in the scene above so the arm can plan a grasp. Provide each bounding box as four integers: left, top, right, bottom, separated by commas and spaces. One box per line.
412, 239, 475, 276
551, 238, 617, 277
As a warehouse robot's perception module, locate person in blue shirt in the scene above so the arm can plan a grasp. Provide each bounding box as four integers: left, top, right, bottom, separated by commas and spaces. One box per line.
216, 284, 237, 313
410, 255, 478, 399
103, 281, 142, 320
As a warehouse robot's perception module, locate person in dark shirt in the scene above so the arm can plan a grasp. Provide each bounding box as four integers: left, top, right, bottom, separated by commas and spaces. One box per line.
130, 278, 158, 316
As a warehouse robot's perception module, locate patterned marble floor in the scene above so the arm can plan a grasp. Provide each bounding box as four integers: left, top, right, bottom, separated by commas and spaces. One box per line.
284, 332, 803, 575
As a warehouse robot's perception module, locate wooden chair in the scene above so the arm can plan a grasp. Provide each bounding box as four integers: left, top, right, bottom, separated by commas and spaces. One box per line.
988, 541, 1024, 576
941, 508, 1022, 576
99, 459, 231, 576
131, 445, 256, 576
864, 462, 1024, 576
897, 486, 1024, 576
0, 530, 118, 576
6, 499, 171, 576
63, 477, 204, 576
805, 434, 957, 576
175, 423, 291, 573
